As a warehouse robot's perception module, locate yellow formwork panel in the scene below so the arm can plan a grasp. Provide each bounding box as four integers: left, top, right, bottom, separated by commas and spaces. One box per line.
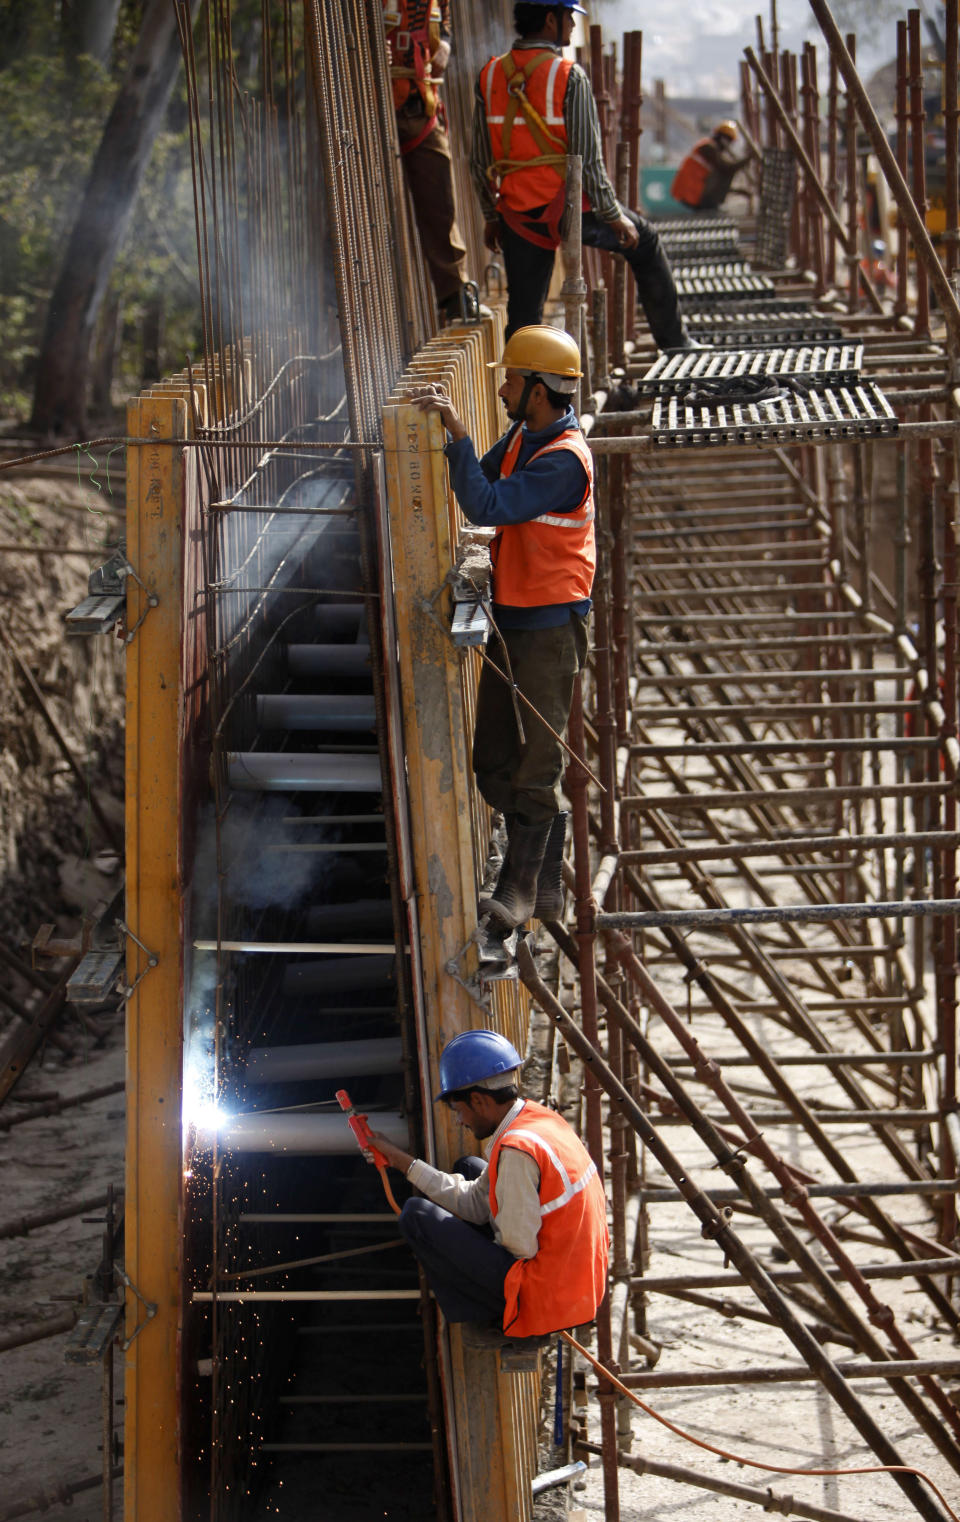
382, 314, 539, 1522
124, 394, 190, 1522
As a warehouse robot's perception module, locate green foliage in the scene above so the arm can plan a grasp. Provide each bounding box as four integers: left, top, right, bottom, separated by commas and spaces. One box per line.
0, 0, 306, 425
109, 120, 203, 403
0, 50, 113, 413
0, 27, 203, 421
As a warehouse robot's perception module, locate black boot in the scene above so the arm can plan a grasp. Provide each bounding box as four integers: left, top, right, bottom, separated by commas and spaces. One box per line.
479, 818, 552, 931
440, 281, 481, 325
533, 812, 567, 921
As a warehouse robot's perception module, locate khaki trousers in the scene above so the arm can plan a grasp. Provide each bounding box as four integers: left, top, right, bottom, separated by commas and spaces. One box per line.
472, 614, 589, 825
396, 99, 467, 305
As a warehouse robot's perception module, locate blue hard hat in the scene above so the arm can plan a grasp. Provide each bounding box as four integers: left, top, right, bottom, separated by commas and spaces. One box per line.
557, 1, 588, 11
435, 1030, 523, 1100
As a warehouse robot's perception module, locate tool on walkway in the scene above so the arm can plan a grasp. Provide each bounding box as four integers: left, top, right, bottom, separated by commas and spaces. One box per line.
336, 1089, 401, 1216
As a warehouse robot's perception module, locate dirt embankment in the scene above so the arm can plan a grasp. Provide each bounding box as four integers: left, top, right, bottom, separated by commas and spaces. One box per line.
0, 467, 127, 1522
0, 471, 125, 950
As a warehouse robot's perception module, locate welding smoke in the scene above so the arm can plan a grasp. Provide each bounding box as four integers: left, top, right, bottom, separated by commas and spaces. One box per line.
190, 795, 338, 923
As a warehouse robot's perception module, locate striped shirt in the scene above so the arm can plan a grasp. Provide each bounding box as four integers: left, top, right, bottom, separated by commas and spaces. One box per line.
470, 40, 620, 223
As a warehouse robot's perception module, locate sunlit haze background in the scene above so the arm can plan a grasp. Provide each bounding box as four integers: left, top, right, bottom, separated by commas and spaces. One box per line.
594, 1, 911, 100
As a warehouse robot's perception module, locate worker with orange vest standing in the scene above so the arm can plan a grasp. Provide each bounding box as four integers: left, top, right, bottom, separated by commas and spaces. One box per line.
366, 1030, 609, 1347
413, 325, 594, 932
383, 0, 477, 323
471, 1, 692, 347
671, 120, 754, 211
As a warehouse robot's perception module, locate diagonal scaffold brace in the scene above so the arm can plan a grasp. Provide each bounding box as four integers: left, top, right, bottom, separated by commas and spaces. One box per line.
515, 937, 955, 1522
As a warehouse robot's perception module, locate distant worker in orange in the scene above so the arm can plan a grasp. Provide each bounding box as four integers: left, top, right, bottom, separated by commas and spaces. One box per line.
671, 120, 754, 212
384, 0, 479, 322
365, 1029, 609, 1350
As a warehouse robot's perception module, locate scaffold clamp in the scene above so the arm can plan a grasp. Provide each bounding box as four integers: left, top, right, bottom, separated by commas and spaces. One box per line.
116, 918, 159, 999
121, 559, 160, 645
114, 1262, 158, 1351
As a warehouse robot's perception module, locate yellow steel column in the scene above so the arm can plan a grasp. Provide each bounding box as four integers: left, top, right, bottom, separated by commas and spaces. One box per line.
382, 401, 480, 1141
124, 394, 189, 1522
383, 373, 536, 1522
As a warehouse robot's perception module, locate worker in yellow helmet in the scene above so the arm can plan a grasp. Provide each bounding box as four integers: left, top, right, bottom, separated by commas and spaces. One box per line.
412, 325, 594, 931
671, 120, 755, 211
383, 0, 478, 322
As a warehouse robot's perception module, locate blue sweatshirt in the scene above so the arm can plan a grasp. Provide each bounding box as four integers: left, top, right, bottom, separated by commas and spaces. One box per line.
444, 407, 593, 630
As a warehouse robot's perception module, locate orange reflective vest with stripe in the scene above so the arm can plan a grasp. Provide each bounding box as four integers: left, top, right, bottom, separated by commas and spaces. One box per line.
490, 425, 596, 607
479, 48, 585, 248
487, 1100, 609, 1338
671, 138, 714, 207
384, 0, 444, 117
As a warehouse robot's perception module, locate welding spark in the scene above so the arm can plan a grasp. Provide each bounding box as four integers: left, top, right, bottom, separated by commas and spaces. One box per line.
183, 1009, 232, 1143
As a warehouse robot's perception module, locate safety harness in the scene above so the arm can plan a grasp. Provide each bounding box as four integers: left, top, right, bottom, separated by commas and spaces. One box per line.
384, 0, 444, 155
487, 49, 570, 249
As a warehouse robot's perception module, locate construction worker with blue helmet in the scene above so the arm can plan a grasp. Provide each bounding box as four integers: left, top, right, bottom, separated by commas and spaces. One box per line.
365, 1028, 608, 1350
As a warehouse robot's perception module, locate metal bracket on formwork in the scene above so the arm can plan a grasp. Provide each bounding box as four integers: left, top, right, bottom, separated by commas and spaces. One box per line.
444, 927, 499, 1014
116, 919, 159, 999
64, 1298, 126, 1365
445, 918, 531, 1004
113, 1262, 158, 1352
120, 558, 159, 646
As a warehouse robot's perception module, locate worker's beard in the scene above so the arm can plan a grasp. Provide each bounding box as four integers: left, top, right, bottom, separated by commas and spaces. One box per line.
504, 375, 537, 424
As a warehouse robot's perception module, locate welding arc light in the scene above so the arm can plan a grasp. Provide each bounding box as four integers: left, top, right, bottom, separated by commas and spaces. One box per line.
183, 1050, 231, 1140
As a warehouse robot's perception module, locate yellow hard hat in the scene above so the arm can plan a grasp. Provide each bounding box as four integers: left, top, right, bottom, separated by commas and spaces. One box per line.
488, 325, 582, 391
715, 119, 738, 141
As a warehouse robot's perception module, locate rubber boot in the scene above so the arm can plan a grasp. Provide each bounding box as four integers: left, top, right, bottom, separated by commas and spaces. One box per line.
479, 818, 552, 931
533, 812, 567, 921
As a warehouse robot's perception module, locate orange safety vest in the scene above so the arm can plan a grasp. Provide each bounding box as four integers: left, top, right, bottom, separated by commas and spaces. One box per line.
384, 0, 443, 124
490, 425, 596, 607
479, 48, 586, 248
671, 138, 714, 207
487, 1100, 609, 1338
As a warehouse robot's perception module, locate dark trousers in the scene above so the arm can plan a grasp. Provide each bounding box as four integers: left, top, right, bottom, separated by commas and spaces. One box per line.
499, 208, 686, 349
399, 1156, 515, 1324
396, 102, 467, 305
472, 613, 588, 825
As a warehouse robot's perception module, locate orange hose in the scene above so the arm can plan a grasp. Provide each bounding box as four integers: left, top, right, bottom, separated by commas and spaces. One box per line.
561, 1331, 960, 1522
377, 1163, 402, 1216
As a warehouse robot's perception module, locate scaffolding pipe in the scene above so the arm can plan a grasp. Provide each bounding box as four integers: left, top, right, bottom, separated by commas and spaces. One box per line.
597, 898, 960, 929
215, 1111, 407, 1154
580, 1442, 891, 1522
244, 1036, 403, 1083
807, 0, 960, 346
637, 1256, 960, 1293
227, 751, 382, 791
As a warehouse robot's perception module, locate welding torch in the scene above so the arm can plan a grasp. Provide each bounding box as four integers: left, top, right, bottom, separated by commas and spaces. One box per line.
335, 1089, 402, 1216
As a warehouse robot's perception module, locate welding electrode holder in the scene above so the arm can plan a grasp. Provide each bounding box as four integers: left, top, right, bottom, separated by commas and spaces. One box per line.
335, 1088, 402, 1217
335, 1088, 389, 1168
